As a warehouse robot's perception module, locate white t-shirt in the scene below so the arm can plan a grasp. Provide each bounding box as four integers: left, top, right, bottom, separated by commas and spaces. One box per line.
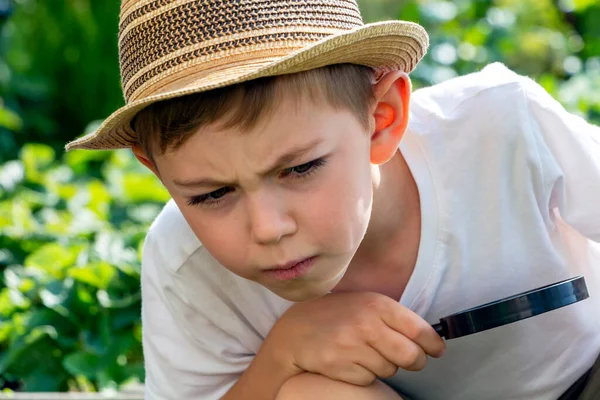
140, 63, 600, 400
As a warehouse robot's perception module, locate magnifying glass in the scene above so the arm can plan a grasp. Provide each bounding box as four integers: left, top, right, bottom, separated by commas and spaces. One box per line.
432, 276, 589, 339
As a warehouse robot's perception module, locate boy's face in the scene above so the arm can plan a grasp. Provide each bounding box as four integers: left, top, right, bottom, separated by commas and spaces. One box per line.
153, 97, 375, 301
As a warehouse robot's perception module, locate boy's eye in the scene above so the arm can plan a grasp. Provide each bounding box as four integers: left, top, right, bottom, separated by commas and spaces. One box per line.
280, 158, 327, 179
187, 187, 233, 207
187, 158, 327, 208
208, 187, 231, 199
292, 163, 314, 174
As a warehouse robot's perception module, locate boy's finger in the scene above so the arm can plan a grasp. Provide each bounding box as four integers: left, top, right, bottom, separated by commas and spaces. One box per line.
369, 325, 428, 371
355, 346, 400, 378
327, 363, 378, 387
379, 300, 446, 358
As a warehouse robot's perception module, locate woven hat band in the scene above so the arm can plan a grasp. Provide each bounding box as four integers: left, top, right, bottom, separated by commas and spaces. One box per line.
124, 28, 339, 102
118, 0, 364, 102
130, 40, 308, 103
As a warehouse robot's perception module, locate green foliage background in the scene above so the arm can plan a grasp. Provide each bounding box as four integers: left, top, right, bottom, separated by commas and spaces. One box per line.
0, 0, 599, 393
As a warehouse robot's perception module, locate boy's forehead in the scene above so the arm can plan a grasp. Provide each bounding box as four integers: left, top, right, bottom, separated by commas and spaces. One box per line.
133, 63, 374, 168
161, 99, 351, 167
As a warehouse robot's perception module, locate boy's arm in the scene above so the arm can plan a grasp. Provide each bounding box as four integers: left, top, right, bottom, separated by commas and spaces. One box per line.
522, 77, 600, 242
221, 333, 299, 399
144, 286, 442, 400
223, 292, 445, 399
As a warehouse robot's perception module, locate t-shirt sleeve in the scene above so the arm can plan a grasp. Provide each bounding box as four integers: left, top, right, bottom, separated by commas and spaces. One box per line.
522, 76, 600, 242
141, 231, 239, 400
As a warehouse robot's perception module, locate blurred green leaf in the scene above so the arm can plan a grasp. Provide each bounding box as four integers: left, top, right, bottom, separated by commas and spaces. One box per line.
0, 200, 39, 234
19, 143, 55, 183
24, 243, 80, 279
573, 0, 597, 11
63, 352, 99, 379
87, 180, 111, 219
64, 148, 111, 175
69, 262, 115, 290
0, 107, 23, 132
39, 279, 73, 319
122, 173, 170, 203
0, 325, 57, 375
0, 289, 18, 317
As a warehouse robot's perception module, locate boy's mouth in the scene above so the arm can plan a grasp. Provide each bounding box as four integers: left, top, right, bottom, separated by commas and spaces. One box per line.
263, 256, 317, 281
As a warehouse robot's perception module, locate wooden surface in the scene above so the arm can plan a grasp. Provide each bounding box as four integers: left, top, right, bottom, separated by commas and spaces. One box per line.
0, 394, 144, 399
0, 395, 144, 400
0, 386, 144, 400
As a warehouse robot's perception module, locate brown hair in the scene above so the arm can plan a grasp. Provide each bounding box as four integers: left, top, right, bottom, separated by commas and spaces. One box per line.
133, 63, 375, 165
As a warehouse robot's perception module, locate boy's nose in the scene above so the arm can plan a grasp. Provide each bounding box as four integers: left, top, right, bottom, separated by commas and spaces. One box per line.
247, 192, 297, 245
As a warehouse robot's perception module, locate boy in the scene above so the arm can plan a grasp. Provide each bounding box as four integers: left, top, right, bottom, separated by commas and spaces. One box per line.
66, 0, 600, 399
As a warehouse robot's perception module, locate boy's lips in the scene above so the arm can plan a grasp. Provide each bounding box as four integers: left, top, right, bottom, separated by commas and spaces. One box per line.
263, 256, 317, 281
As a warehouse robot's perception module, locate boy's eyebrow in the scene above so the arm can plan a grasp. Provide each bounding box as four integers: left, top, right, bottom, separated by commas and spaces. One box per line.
173, 138, 323, 188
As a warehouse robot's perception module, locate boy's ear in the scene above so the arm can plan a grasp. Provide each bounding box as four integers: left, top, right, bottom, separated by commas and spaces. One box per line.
132, 144, 159, 176
369, 71, 412, 165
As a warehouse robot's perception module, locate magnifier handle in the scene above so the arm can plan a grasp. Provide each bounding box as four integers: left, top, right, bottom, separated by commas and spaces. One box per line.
432, 322, 446, 338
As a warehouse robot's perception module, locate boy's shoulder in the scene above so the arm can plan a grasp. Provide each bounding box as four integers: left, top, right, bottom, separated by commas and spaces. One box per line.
403, 63, 564, 218
406, 62, 570, 157
411, 62, 544, 121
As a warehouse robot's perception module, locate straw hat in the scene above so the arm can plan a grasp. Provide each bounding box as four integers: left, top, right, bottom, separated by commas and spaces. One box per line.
66, 0, 429, 151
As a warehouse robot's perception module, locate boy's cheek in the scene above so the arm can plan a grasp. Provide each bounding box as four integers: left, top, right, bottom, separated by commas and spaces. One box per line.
194, 228, 249, 272
316, 170, 372, 242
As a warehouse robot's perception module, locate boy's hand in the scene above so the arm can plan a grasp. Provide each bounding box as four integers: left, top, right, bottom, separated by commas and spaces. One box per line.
266, 292, 446, 387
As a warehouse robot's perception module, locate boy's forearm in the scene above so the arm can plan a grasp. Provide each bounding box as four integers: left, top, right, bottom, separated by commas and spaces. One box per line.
277, 373, 404, 400
222, 333, 300, 400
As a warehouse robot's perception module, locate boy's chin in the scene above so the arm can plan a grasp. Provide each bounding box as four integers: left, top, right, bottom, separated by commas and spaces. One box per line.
268, 274, 347, 302
271, 286, 333, 302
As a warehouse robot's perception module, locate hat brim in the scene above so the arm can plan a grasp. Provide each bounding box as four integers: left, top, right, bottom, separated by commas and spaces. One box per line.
66, 20, 428, 151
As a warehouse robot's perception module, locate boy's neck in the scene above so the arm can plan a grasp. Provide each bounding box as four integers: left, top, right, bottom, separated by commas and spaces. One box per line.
332, 149, 421, 301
